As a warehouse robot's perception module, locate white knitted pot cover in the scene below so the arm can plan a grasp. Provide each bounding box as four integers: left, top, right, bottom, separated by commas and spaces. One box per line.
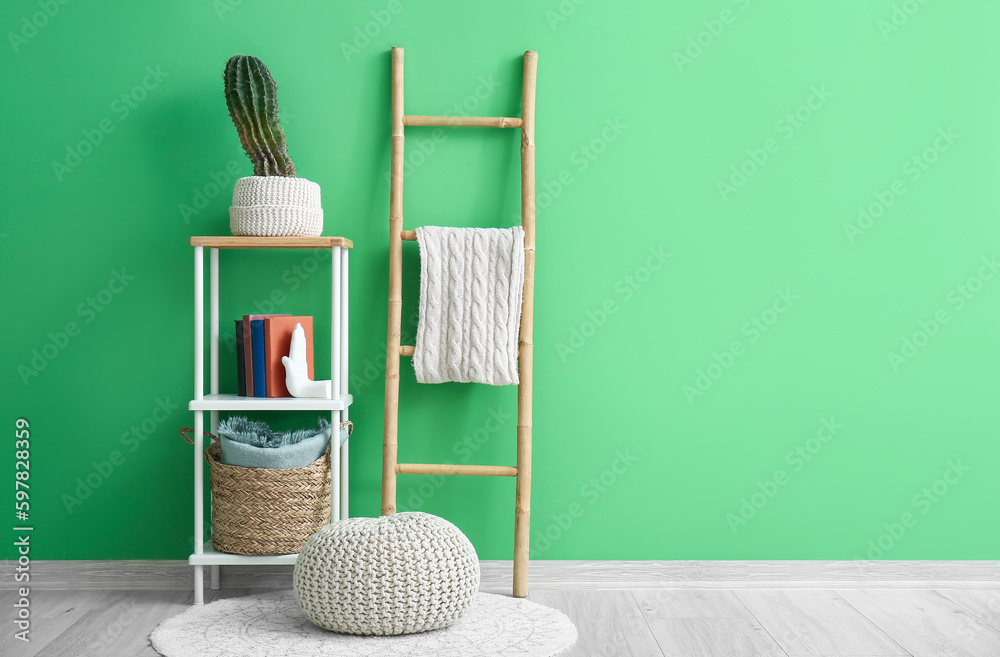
293, 512, 480, 635
230, 176, 323, 237
150, 590, 577, 657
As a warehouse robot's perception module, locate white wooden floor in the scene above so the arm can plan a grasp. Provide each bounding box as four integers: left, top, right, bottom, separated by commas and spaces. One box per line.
4, 586, 1000, 656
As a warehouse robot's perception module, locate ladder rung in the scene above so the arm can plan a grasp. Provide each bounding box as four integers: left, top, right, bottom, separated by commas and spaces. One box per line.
401, 230, 416, 241
396, 463, 518, 477
403, 115, 523, 128
400, 344, 521, 358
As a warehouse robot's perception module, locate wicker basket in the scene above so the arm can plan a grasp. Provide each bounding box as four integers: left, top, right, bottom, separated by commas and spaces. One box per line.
205, 442, 331, 555
181, 426, 333, 556
229, 176, 323, 237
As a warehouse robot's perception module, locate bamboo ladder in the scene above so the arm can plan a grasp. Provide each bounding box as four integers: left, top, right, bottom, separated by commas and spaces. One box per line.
382, 47, 537, 598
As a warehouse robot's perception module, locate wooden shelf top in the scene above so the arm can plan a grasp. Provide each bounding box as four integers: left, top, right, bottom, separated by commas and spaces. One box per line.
190, 236, 353, 250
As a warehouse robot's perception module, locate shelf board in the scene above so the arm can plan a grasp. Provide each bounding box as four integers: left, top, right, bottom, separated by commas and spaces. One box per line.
189, 393, 353, 411
189, 543, 299, 566
190, 236, 354, 250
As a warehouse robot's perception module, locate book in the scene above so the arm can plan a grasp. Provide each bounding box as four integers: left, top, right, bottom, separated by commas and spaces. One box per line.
235, 320, 246, 396
264, 316, 315, 397
242, 315, 254, 396
251, 319, 266, 397
243, 314, 290, 397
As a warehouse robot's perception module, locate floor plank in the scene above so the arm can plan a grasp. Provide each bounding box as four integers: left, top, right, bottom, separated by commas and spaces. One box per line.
37, 589, 192, 657
839, 589, 1000, 657
529, 589, 664, 657
633, 589, 754, 619
736, 589, 908, 656
8, 560, 999, 590
514, 561, 1000, 589
939, 590, 1000, 632
646, 618, 787, 657
0, 590, 110, 657
7, 584, 1000, 656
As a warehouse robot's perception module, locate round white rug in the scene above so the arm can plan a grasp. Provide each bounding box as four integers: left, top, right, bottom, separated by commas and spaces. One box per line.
151, 590, 577, 657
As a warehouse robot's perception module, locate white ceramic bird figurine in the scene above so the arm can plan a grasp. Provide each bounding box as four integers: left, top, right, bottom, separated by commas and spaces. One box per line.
281, 323, 332, 398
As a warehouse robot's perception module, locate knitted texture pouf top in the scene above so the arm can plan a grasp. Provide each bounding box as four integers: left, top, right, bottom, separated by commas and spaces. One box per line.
293, 512, 480, 636
230, 176, 323, 237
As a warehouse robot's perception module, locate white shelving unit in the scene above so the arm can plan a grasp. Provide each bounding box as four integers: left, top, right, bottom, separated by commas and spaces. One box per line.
189, 236, 353, 604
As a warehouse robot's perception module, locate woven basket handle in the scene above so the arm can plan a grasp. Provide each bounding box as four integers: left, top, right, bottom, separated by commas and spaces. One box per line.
340, 420, 353, 436
179, 427, 218, 445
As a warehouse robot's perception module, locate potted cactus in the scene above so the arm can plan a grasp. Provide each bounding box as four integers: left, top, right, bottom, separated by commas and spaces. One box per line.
224, 55, 322, 237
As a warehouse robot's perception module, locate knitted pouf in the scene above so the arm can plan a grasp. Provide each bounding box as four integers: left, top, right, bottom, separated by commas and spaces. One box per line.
229, 176, 323, 237
293, 512, 480, 636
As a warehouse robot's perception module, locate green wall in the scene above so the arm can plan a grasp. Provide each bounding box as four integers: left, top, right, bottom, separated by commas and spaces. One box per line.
3, 0, 998, 561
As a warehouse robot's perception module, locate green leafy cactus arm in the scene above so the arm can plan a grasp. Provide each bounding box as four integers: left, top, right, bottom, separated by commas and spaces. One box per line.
223, 55, 296, 177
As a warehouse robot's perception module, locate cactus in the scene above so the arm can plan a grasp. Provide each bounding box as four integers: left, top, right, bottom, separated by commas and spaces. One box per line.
223, 55, 296, 177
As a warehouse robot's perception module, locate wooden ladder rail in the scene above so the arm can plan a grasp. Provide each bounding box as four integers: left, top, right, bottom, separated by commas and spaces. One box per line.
382, 47, 537, 599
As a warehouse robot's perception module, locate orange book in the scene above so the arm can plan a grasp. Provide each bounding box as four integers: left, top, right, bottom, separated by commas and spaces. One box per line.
263, 316, 315, 398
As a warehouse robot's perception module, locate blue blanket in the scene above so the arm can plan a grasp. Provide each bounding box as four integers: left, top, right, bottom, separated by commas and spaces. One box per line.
218, 417, 332, 469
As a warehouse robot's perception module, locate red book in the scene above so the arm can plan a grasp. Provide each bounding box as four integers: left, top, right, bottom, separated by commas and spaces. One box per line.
243, 314, 290, 396
264, 316, 315, 398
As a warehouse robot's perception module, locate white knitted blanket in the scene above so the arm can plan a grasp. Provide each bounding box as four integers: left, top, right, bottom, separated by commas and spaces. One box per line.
414, 226, 525, 385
